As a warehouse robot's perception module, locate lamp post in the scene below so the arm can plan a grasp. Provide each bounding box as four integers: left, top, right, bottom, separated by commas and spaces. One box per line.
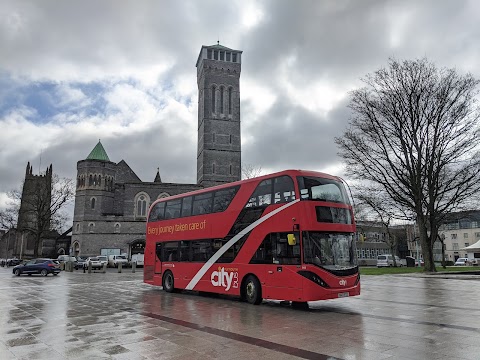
416, 237, 420, 267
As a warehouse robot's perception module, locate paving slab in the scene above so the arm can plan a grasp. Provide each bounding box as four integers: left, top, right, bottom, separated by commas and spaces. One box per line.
0, 267, 479, 359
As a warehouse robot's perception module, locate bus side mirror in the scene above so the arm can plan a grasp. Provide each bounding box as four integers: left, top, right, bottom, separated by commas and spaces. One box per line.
287, 234, 296, 246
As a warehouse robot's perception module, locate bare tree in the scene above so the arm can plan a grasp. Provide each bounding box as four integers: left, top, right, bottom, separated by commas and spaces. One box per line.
336, 58, 480, 272
0, 200, 18, 230
354, 187, 399, 266
242, 164, 264, 179
4, 175, 74, 257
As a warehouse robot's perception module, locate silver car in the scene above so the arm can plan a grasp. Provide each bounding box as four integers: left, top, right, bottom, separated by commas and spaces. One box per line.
83, 257, 103, 270
377, 255, 403, 267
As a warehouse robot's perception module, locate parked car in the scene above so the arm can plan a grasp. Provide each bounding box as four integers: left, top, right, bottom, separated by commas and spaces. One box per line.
377, 255, 403, 267
83, 257, 103, 270
415, 259, 425, 266
57, 255, 77, 264
97, 255, 108, 267
108, 255, 128, 268
12, 258, 60, 276
6, 258, 22, 267
75, 256, 87, 270
454, 258, 469, 266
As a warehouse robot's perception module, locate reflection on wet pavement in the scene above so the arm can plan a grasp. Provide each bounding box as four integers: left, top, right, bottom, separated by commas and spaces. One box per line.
0, 267, 479, 359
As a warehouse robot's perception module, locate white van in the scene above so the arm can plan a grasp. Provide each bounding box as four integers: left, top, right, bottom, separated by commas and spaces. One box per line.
131, 253, 144, 267
57, 255, 77, 263
377, 255, 403, 267
108, 255, 128, 268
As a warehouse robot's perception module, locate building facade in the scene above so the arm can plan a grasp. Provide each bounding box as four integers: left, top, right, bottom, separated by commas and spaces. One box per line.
72, 43, 242, 258
196, 43, 242, 187
438, 210, 480, 262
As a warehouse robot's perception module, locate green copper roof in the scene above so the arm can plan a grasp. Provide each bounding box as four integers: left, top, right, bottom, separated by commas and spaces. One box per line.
86, 140, 110, 161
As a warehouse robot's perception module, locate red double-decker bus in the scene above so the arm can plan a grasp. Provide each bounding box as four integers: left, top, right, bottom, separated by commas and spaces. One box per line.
144, 169, 360, 305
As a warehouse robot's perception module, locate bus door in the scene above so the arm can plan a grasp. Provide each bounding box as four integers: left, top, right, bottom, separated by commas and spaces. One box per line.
155, 243, 162, 274
264, 232, 302, 299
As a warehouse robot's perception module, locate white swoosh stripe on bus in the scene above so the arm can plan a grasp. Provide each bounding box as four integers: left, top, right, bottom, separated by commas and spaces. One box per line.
185, 199, 300, 291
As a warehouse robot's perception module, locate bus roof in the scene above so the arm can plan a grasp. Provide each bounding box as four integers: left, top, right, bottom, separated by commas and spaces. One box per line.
148, 169, 343, 210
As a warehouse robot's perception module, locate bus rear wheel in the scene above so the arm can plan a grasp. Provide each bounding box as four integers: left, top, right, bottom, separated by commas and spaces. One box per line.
162, 271, 175, 293
244, 275, 262, 305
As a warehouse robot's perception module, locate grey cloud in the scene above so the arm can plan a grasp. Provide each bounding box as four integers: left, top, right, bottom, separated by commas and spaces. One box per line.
1, 0, 480, 211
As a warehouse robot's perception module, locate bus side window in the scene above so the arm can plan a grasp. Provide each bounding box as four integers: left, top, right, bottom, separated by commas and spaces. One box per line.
273, 233, 300, 265
165, 199, 181, 220
273, 176, 295, 204
245, 179, 272, 208
213, 186, 239, 212
249, 234, 274, 264
163, 241, 179, 261
149, 202, 165, 222
155, 243, 162, 261
193, 193, 213, 216
180, 241, 190, 261
181, 196, 193, 217
192, 240, 213, 262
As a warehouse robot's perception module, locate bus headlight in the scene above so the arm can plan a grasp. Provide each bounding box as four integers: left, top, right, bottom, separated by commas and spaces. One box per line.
298, 271, 330, 288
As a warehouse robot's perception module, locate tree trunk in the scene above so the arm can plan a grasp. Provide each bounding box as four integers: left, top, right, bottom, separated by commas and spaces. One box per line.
417, 216, 436, 272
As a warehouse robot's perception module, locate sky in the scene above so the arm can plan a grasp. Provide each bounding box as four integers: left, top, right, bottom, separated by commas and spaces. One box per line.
1, 0, 480, 215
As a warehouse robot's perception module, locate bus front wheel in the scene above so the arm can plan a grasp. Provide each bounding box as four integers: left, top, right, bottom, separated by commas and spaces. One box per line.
244, 275, 262, 305
162, 271, 175, 293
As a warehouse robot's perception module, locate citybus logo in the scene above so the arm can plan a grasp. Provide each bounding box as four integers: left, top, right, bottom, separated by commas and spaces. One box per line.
211, 267, 238, 291
339, 279, 347, 286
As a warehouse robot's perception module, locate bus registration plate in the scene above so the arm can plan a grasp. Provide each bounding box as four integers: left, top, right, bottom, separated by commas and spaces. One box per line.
338, 292, 349, 298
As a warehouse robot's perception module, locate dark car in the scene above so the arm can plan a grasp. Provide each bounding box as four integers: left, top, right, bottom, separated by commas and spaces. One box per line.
12, 259, 60, 277
75, 256, 87, 270
6, 258, 22, 267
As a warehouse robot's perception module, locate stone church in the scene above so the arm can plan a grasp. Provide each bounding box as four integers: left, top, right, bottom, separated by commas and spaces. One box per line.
71, 43, 243, 258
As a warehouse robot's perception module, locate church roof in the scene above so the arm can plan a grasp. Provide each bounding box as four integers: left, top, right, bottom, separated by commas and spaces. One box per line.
207, 44, 235, 51
86, 140, 110, 161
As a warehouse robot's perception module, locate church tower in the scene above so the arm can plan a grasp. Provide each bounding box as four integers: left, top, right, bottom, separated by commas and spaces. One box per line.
196, 43, 242, 187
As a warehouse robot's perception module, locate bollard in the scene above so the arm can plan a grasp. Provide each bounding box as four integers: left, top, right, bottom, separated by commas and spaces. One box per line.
103, 263, 107, 273
132, 262, 136, 273
83, 264, 86, 273
118, 262, 122, 273
88, 261, 92, 273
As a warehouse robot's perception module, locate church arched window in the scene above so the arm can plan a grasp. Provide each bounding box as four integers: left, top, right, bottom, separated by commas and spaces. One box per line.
211, 86, 216, 113
135, 192, 150, 218
220, 86, 224, 114
89, 174, 93, 186
228, 87, 232, 115
158, 192, 170, 199
88, 223, 95, 233
93, 175, 97, 186
114, 223, 121, 233
91, 197, 96, 210
212, 163, 216, 174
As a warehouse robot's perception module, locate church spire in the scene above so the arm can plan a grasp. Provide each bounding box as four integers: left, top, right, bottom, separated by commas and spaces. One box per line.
154, 167, 162, 183
86, 140, 110, 161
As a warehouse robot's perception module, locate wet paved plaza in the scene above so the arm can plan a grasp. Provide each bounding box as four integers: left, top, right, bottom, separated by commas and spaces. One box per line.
0, 267, 479, 360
